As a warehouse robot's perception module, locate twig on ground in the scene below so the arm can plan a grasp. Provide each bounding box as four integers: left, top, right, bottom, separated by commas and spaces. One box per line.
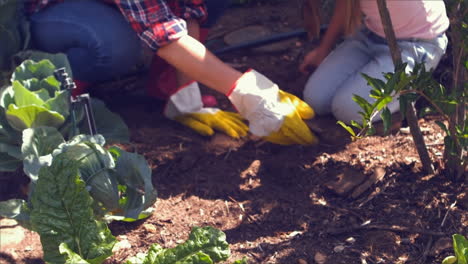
228, 196, 260, 225
325, 224, 448, 236
440, 201, 457, 227
358, 174, 394, 208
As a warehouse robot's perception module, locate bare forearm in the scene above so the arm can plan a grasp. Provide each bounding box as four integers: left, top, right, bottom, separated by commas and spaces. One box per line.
319, 0, 347, 52
157, 35, 242, 94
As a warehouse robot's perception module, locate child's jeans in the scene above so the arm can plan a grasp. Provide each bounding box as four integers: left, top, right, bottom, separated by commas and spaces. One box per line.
29, 0, 229, 83
303, 27, 448, 124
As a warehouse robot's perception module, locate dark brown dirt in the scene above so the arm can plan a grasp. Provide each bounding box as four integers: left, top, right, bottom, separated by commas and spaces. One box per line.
1, 1, 466, 264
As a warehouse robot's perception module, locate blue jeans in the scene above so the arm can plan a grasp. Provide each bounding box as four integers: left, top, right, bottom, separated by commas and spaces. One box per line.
29, 0, 229, 83
303, 27, 448, 123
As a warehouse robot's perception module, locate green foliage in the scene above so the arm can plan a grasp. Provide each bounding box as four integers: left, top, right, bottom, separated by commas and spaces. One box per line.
0, 59, 129, 173
29, 153, 116, 263
0, 0, 29, 75
126, 226, 232, 264
442, 234, 468, 264
338, 63, 467, 175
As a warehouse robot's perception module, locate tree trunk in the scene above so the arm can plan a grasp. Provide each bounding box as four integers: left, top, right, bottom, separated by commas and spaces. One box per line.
376, 0, 435, 174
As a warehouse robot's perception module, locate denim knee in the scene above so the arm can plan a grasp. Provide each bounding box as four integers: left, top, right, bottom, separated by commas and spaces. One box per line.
30, 0, 141, 82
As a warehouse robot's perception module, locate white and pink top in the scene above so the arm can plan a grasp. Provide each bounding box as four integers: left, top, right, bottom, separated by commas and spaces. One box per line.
360, 0, 450, 40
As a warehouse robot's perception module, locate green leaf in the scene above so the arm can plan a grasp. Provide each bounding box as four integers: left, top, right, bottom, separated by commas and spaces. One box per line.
452, 234, 468, 264
352, 95, 373, 115
0, 85, 15, 109
337, 121, 356, 137
53, 135, 120, 211
375, 96, 393, 111
109, 146, 157, 219
22, 127, 65, 181
140, 226, 230, 264
0, 151, 21, 171
232, 257, 249, 264
45, 90, 70, 117
6, 104, 65, 130
435, 121, 450, 136
0, 0, 27, 72
22, 76, 61, 96
362, 73, 385, 92
13, 52, 73, 80
22, 127, 65, 157
29, 154, 116, 264
0, 141, 21, 159
11, 59, 56, 82
12, 81, 46, 108
380, 108, 392, 135
442, 256, 457, 264
59, 243, 90, 264
350, 120, 363, 130
79, 99, 129, 143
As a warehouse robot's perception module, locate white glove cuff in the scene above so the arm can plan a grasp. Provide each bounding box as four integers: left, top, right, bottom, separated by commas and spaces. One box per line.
228, 70, 286, 137
164, 81, 203, 119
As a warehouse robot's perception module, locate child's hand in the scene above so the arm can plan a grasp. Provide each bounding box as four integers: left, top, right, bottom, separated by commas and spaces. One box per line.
299, 47, 329, 74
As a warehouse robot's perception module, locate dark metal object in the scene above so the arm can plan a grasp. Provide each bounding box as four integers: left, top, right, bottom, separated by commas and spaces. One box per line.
212, 25, 328, 55
54, 68, 97, 136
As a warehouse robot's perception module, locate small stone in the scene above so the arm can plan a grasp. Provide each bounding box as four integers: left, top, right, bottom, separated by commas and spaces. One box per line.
345, 237, 356, 244
112, 240, 132, 252
297, 258, 307, 264
314, 252, 327, 264
143, 224, 157, 233
333, 245, 345, 253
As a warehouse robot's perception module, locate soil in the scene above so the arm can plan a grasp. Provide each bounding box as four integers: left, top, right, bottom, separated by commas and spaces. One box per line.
0, 1, 467, 264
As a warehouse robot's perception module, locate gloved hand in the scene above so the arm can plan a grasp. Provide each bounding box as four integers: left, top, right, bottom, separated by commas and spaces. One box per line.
228, 70, 318, 145
165, 81, 248, 139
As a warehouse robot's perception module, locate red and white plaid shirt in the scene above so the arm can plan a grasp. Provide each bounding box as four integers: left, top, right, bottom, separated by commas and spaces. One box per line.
24, 0, 207, 51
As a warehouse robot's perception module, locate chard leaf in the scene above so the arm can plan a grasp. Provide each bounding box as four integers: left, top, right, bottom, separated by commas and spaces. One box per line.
0, 85, 15, 109
30, 154, 116, 264
22, 127, 65, 157
11, 59, 56, 82
6, 104, 65, 130
0, 151, 21, 171
45, 90, 70, 117
22, 127, 65, 181
110, 146, 157, 219
21, 76, 61, 96
453, 234, 468, 264
0, 141, 21, 159
53, 135, 120, 211
59, 243, 90, 264
0, 105, 21, 144
140, 226, 230, 264
12, 81, 46, 107
12, 52, 73, 80
79, 99, 129, 143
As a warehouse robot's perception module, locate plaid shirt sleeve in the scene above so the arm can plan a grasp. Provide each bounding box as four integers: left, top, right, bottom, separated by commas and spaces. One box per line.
115, 0, 207, 51
25, 0, 207, 51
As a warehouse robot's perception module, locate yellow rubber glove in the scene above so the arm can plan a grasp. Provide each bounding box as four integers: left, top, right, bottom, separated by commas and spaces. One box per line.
165, 81, 248, 139
174, 110, 248, 138
228, 70, 318, 145
264, 94, 318, 145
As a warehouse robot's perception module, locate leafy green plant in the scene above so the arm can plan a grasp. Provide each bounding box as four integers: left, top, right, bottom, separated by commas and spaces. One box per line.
0, 59, 129, 173
2, 131, 157, 220
29, 153, 116, 263
0, 133, 158, 262
338, 0, 467, 179
126, 226, 248, 264
442, 234, 468, 264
